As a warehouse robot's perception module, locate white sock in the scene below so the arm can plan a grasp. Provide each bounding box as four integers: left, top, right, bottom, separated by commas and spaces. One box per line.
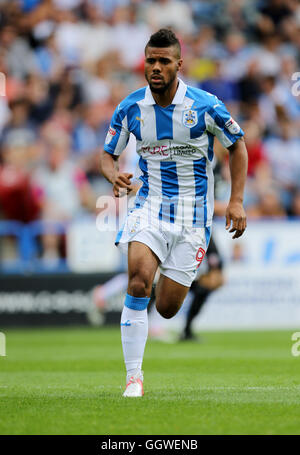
121, 306, 148, 383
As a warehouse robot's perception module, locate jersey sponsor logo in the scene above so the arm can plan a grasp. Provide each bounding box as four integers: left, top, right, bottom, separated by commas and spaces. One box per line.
105, 126, 116, 145
182, 109, 198, 128
142, 145, 168, 156
225, 117, 240, 135
141, 144, 197, 157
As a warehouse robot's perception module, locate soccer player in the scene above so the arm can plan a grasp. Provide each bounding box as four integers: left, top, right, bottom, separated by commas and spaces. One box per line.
100, 29, 248, 397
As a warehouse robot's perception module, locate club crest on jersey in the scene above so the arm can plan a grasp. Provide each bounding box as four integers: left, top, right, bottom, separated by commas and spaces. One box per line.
182, 109, 198, 128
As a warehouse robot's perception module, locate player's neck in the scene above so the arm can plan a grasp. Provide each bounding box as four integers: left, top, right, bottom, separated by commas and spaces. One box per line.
151, 79, 179, 108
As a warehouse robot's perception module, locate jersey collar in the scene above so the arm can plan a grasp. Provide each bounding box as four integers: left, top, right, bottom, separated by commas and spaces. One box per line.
144, 78, 187, 105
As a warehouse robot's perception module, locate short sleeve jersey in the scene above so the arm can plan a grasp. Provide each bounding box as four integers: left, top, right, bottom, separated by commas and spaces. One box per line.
104, 79, 244, 227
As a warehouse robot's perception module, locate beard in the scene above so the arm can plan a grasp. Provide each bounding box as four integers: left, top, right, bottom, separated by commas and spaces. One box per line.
146, 72, 176, 94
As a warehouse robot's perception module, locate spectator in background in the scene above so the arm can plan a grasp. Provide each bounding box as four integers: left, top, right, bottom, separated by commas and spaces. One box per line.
259, 0, 293, 27
25, 73, 55, 125
34, 32, 65, 80
243, 120, 269, 179
221, 31, 249, 82
72, 101, 110, 194
80, 55, 112, 105
76, 1, 113, 65
1, 98, 37, 147
242, 120, 271, 207
254, 33, 281, 77
263, 118, 300, 213
0, 132, 40, 223
0, 24, 37, 80
258, 75, 288, 135
291, 190, 300, 217
199, 58, 240, 111
111, 5, 151, 70
52, 0, 83, 11
50, 66, 83, 114
35, 127, 96, 220
142, 0, 195, 35
33, 127, 96, 263
0, 0, 299, 269
247, 188, 287, 219
238, 58, 261, 107
91, 0, 131, 21
216, 0, 260, 38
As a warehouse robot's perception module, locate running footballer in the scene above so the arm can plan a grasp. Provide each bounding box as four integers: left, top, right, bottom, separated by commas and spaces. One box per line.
100, 29, 248, 397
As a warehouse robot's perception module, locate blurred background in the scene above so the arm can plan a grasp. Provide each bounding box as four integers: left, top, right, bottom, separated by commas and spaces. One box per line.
0, 0, 300, 330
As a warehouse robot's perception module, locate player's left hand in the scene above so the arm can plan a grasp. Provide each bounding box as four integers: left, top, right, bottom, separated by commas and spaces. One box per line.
225, 201, 247, 239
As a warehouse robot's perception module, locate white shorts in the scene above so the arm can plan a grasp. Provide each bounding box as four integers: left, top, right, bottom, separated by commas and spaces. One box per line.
115, 208, 211, 287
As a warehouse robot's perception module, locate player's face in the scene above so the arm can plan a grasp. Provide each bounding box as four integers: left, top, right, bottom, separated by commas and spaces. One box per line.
144, 46, 182, 94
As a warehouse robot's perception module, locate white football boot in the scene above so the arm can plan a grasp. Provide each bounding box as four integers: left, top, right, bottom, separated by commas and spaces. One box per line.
123, 370, 144, 397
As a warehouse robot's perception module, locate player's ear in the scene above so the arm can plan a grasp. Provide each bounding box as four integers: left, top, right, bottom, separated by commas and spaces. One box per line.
177, 59, 183, 71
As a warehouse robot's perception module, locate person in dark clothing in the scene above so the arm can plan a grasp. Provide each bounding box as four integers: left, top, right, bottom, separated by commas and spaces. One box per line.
179, 234, 224, 341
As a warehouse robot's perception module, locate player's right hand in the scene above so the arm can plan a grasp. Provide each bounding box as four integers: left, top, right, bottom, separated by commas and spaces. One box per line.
112, 173, 133, 198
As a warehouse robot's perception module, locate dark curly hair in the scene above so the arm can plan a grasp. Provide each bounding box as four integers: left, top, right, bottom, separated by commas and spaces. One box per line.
145, 28, 181, 58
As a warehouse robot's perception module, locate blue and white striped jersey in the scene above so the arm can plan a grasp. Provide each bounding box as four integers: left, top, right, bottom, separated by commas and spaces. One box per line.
104, 79, 244, 228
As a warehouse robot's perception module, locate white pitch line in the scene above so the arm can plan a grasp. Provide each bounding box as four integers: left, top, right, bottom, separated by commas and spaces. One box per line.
160, 386, 300, 392
0, 385, 299, 392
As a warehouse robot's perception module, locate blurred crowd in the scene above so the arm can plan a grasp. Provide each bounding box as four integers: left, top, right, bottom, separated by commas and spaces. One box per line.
0, 0, 300, 262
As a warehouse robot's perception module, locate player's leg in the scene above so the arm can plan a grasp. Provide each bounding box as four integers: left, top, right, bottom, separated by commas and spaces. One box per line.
121, 241, 160, 396
127, 241, 159, 297
155, 274, 190, 319
155, 226, 211, 321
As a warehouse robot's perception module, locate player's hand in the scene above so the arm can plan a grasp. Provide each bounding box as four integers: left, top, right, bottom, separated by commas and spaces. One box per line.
112, 173, 133, 198
225, 201, 247, 239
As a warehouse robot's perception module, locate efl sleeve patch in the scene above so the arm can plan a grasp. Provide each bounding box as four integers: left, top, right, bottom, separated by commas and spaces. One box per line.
225, 118, 241, 135
105, 127, 117, 145
103, 108, 129, 156
205, 99, 244, 148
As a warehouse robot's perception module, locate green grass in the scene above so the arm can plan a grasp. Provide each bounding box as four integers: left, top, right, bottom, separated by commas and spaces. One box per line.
0, 327, 300, 435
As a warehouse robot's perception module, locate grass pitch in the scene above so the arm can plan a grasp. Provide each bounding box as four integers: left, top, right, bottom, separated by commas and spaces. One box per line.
0, 327, 300, 435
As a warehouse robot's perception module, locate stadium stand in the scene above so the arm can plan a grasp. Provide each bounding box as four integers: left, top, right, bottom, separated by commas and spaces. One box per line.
0, 0, 299, 273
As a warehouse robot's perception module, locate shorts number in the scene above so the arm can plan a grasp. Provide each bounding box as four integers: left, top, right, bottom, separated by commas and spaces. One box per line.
196, 247, 206, 269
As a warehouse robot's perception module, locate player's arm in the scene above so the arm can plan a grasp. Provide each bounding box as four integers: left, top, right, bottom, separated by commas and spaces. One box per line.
226, 137, 248, 239
100, 105, 133, 198
205, 98, 248, 239
99, 150, 133, 198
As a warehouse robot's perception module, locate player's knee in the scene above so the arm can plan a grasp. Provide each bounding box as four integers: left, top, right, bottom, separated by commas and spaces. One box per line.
156, 301, 180, 319
160, 309, 175, 319
128, 275, 150, 297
